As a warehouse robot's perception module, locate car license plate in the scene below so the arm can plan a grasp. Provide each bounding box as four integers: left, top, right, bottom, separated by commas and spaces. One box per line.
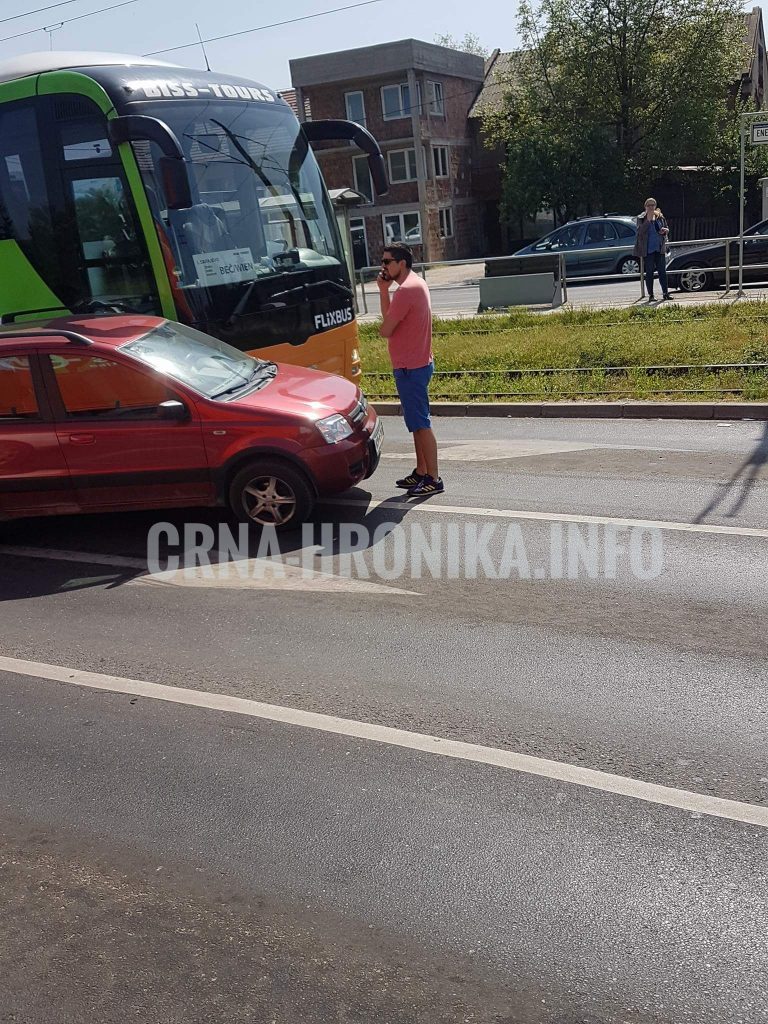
370, 418, 384, 455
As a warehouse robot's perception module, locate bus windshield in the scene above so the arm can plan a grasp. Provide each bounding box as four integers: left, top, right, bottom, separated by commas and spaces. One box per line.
132, 100, 345, 294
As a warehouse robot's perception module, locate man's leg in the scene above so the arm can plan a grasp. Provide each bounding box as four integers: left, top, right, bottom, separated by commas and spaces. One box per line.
414, 427, 438, 479
412, 429, 427, 475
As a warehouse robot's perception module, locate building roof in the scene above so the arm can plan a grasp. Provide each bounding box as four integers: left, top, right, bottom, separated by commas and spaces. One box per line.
290, 38, 485, 89
467, 49, 520, 117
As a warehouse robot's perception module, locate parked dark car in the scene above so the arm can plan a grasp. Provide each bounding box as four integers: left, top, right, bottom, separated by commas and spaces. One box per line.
666, 220, 768, 292
513, 216, 639, 277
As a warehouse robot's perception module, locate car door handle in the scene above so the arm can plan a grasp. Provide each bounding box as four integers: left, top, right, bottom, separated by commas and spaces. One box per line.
69, 433, 95, 445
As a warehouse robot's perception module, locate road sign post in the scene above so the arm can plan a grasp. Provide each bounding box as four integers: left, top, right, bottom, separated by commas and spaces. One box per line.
738, 112, 768, 297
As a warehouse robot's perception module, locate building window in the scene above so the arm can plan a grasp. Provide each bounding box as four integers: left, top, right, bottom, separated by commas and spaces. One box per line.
388, 148, 418, 183
349, 216, 369, 269
352, 155, 373, 202
383, 212, 421, 245
427, 80, 445, 117
381, 82, 418, 120
438, 207, 454, 239
433, 145, 449, 178
344, 90, 366, 125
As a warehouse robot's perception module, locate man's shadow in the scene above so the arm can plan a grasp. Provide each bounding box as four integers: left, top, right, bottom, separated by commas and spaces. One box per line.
695, 421, 768, 522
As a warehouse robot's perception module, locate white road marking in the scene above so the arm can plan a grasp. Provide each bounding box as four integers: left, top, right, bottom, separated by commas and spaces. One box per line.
324, 499, 768, 539
0, 544, 415, 595
135, 560, 416, 595
1, 653, 766, 830
382, 439, 600, 461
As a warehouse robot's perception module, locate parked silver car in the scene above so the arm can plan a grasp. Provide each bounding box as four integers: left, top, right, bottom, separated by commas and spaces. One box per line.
514, 216, 640, 277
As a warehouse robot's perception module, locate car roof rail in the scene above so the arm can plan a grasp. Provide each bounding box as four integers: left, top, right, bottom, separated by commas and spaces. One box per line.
0, 330, 93, 346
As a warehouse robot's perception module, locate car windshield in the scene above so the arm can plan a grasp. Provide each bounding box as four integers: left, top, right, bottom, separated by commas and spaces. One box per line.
122, 321, 273, 398
131, 99, 344, 290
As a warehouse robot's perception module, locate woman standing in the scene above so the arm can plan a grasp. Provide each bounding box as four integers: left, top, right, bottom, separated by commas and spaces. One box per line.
633, 198, 671, 302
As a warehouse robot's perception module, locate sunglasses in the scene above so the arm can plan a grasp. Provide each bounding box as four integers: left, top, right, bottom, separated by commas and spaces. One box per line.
381, 257, 402, 266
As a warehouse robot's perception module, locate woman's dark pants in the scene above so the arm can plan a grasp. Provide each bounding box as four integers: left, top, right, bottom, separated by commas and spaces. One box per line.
644, 251, 669, 297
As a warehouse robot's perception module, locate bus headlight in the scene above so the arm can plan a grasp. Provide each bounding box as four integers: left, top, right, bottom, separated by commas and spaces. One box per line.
316, 414, 353, 444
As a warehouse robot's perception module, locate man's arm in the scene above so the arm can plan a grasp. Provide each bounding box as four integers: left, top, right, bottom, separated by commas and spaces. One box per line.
378, 283, 408, 338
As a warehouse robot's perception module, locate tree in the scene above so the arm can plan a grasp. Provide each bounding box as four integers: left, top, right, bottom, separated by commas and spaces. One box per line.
483, 0, 755, 224
434, 32, 489, 58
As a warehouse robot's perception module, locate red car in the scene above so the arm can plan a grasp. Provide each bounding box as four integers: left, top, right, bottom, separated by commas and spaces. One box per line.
0, 316, 382, 529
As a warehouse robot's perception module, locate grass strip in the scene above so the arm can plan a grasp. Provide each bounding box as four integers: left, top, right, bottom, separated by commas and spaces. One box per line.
358, 302, 768, 401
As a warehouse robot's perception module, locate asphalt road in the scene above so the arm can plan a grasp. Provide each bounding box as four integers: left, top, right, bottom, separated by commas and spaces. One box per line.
358, 266, 768, 317
1, 417, 767, 1023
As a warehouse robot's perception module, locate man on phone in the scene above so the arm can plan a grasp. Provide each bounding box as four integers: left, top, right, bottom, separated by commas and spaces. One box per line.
377, 243, 443, 496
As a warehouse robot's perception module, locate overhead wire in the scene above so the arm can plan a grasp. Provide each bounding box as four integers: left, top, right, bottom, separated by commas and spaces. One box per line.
143, 0, 383, 56
0, 0, 137, 44
0, 0, 86, 26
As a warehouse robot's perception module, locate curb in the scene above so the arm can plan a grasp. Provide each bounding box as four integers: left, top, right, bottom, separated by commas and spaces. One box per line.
371, 401, 768, 421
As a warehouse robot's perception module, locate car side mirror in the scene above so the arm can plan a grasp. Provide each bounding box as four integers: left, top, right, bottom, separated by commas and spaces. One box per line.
158, 399, 189, 422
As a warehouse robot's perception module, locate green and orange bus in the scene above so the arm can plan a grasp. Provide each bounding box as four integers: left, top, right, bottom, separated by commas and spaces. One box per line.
0, 51, 387, 379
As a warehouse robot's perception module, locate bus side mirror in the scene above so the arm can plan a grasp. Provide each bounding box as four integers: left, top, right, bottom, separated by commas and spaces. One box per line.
109, 115, 193, 210
302, 119, 389, 197
159, 157, 193, 211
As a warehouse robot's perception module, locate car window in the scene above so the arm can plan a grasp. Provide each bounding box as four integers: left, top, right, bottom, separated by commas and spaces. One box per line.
612, 221, 636, 238
49, 353, 172, 419
546, 225, 582, 250
585, 222, 617, 243
0, 355, 39, 420
747, 221, 768, 236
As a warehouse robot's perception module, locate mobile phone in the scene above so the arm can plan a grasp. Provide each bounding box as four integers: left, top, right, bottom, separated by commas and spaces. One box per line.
380, 269, 391, 282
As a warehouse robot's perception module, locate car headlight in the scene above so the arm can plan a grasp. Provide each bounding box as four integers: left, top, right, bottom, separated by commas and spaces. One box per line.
316, 414, 353, 444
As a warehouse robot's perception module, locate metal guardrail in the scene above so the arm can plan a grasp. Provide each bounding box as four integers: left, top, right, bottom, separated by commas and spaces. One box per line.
355, 233, 768, 312
361, 362, 768, 379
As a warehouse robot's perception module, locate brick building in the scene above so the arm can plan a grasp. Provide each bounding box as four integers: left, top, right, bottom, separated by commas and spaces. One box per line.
289, 39, 486, 267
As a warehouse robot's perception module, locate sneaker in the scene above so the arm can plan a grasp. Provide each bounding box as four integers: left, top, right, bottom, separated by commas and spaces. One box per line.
396, 469, 424, 488
662, 293, 673, 301
647, 294, 656, 303
408, 475, 444, 497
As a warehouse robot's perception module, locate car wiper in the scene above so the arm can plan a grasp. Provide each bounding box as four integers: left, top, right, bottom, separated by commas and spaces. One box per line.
210, 360, 276, 398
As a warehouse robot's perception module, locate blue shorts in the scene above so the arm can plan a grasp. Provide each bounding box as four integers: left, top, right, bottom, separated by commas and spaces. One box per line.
393, 362, 434, 432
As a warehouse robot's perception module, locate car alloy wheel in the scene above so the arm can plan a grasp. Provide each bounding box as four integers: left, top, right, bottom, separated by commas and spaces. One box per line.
228, 458, 315, 529
678, 265, 711, 292
619, 256, 641, 275
242, 474, 298, 526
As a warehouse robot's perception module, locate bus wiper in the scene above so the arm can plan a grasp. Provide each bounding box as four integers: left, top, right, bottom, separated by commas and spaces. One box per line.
270, 279, 353, 300
226, 277, 352, 326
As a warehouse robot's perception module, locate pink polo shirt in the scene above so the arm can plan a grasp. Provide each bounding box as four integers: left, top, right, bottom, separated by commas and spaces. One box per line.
386, 272, 433, 370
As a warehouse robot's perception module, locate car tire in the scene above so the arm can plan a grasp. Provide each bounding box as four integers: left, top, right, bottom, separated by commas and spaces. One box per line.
228, 458, 315, 529
677, 264, 713, 293
618, 256, 641, 275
